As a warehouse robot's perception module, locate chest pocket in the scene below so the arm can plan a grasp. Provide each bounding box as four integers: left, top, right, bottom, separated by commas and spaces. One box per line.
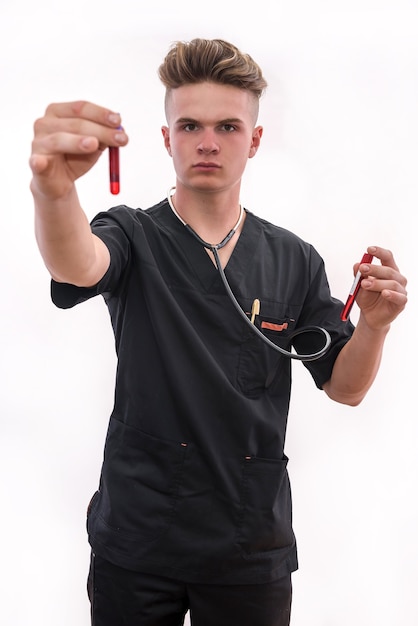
236, 308, 298, 396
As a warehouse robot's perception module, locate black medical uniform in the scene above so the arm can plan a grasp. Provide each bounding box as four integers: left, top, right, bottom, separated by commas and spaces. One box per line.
52, 199, 354, 585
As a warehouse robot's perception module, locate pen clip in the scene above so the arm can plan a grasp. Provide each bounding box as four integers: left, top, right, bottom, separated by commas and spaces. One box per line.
250, 299, 260, 324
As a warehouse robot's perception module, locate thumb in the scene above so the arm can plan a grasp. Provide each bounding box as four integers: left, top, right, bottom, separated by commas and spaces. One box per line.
29, 153, 52, 176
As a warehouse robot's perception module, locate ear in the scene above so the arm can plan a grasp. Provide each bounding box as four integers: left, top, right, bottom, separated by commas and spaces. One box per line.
249, 125, 263, 158
161, 126, 172, 156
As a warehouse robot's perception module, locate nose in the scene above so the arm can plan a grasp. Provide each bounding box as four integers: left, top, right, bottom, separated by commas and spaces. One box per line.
197, 129, 219, 154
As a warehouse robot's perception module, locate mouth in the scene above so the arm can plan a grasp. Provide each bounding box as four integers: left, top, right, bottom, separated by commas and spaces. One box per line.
193, 162, 221, 170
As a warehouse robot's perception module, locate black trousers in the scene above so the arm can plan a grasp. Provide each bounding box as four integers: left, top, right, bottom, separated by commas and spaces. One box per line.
87, 553, 292, 626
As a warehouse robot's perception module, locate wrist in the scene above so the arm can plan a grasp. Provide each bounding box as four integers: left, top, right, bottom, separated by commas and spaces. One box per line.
356, 314, 391, 338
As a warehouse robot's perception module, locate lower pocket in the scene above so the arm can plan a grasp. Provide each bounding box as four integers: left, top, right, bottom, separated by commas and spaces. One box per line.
236, 455, 295, 555
91, 418, 188, 542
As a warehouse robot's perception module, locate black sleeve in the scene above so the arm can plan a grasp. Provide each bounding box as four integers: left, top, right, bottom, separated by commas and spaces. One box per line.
293, 254, 355, 389
51, 208, 132, 310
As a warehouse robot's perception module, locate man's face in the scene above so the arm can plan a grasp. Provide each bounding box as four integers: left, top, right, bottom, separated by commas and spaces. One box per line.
161, 82, 263, 194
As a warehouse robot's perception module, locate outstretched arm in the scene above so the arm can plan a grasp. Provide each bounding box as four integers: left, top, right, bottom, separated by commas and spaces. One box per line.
323, 246, 408, 406
29, 101, 128, 286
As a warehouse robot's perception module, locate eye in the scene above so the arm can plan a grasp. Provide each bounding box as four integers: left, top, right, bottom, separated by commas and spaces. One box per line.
183, 123, 198, 132
222, 123, 237, 132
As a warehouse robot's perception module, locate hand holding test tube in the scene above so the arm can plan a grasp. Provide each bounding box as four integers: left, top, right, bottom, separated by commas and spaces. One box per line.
341, 253, 374, 321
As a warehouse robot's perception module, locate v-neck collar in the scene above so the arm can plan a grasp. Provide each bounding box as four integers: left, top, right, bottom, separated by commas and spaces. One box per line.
153, 200, 263, 293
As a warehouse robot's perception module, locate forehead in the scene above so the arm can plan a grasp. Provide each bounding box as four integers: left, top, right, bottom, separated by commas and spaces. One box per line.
165, 82, 258, 124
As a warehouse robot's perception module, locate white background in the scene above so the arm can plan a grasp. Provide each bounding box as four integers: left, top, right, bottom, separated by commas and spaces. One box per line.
1, 1, 417, 624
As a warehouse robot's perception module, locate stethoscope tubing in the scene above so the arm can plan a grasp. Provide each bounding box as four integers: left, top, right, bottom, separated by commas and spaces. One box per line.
211, 245, 331, 362
186, 225, 331, 362
169, 189, 331, 361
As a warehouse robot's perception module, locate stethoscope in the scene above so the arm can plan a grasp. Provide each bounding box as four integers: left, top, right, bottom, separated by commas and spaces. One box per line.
167, 188, 331, 362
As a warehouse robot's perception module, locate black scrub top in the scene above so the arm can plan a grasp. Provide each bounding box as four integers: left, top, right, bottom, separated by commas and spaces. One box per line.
52, 199, 354, 584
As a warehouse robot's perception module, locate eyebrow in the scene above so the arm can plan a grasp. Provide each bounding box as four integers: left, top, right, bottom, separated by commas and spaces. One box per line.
174, 117, 244, 126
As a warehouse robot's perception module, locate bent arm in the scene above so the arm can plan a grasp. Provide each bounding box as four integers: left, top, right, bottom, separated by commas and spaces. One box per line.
323, 317, 389, 406
323, 246, 407, 406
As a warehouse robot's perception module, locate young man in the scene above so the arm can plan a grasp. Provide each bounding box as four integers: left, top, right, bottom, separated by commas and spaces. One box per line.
30, 39, 407, 626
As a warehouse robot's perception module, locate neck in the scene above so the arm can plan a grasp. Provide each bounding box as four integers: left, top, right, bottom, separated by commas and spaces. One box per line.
167, 186, 244, 245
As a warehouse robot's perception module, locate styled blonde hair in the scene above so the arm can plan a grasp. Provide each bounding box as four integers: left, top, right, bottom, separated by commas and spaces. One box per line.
158, 38, 267, 106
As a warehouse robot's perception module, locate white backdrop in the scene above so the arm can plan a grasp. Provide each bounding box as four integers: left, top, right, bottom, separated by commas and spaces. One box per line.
1, 1, 417, 624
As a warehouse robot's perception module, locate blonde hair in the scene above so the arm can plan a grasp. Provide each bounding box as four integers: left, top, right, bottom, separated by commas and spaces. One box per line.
158, 38, 267, 105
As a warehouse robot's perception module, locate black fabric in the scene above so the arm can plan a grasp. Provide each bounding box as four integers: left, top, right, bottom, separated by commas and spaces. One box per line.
52, 200, 354, 584
87, 552, 292, 626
